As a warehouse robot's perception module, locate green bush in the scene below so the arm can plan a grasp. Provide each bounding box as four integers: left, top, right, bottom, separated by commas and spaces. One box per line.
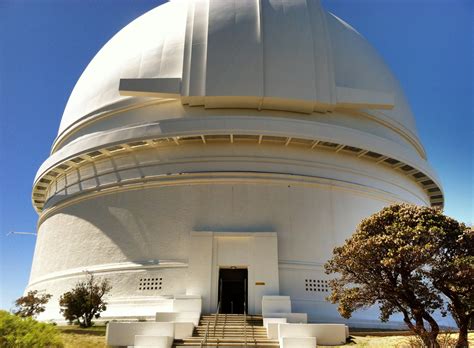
0, 310, 63, 347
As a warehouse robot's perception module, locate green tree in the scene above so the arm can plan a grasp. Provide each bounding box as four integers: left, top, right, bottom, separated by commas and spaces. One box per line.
59, 273, 111, 328
13, 290, 52, 318
324, 204, 473, 347
0, 310, 63, 347
428, 223, 473, 348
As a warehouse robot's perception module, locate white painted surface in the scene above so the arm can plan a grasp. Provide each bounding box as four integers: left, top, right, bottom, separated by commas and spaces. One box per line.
155, 312, 200, 326
265, 319, 287, 339
280, 336, 317, 348
264, 317, 288, 329
56, 0, 419, 143
27, 0, 447, 329
134, 335, 173, 348
264, 313, 308, 324
262, 296, 291, 315
28, 177, 433, 324
188, 232, 279, 314
278, 323, 346, 346
173, 322, 194, 340
106, 322, 174, 347
172, 296, 202, 312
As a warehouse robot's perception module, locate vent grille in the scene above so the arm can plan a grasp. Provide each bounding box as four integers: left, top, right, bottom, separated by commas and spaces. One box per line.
305, 279, 330, 293
138, 277, 163, 291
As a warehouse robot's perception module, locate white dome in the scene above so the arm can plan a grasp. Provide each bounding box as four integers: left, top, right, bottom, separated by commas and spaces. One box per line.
58, 0, 418, 144
28, 0, 446, 327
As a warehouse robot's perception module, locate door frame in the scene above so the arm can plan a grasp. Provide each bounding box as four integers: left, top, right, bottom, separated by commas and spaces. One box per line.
217, 267, 248, 314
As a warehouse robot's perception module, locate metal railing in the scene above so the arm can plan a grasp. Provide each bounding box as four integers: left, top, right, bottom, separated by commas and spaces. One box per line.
213, 301, 221, 337
200, 322, 210, 348
243, 302, 248, 347
200, 301, 220, 348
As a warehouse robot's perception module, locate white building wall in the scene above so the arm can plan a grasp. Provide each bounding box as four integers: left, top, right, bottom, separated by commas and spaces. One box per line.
28, 167, 426, 324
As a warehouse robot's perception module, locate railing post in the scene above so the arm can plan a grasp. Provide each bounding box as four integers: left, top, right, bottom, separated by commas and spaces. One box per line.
244, 301, 247, 347
200, 321, 210, 348
213, 301, 220, 337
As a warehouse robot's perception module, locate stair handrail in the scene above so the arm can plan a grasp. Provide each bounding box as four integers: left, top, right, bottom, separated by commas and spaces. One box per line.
200, 321, 210, 348
244, 301, 248, 347
213, 301, 221, 337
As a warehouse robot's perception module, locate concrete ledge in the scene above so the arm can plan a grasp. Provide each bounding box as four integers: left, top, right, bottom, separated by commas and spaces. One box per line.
134, 335, 174, 348
278, 323, 346, 346
174, 322, 194, 339
262, 296, 291, 316
280, 336, 317, 348
172, 296, 202, 312
155, 311, 200, 326
264, 318, 288, 339
264, 312, 307, 323
107, 322, 174, 347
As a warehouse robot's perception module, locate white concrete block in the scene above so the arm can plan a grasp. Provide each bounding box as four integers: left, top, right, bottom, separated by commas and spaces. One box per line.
278, 323, 346, 346
264, 318, 287, 339
172, 295, 202, 312
345, 325, 350, 338
134, 335, 173, 348
155, 311, 201, 326
280, 336, 316, 348
106, 322, 174, 347
174, 322, 194, 339
267, 322, 281, 339
264, 312, 307, 323
262, 296, 291, 315
263, 317, 287, 329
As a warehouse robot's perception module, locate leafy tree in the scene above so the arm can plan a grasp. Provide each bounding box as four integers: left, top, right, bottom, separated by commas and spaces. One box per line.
428, 223, 473, 348
0, 310, 63, 347
324, 204, 473, 347
13, 290, 52, 318
59, 273, 111, 328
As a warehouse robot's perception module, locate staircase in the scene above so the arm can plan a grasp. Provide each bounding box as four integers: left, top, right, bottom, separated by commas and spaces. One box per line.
174, 314, 280, 347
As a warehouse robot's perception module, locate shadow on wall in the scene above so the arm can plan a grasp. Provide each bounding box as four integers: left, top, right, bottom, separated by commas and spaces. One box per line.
40, 184, 278, 266
193, 224, 275, 233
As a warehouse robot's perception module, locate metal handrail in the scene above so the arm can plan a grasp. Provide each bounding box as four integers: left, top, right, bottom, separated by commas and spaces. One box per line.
213, 301, 221, 337
200, 321, 210, 348
243, 301, 248, 347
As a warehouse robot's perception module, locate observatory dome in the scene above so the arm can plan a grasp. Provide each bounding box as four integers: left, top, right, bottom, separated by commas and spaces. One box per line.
58, 0, 417, 149
28, 0, 445, 326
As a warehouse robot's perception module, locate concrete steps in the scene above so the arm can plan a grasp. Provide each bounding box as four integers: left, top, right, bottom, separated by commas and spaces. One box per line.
174, 314, 280, 347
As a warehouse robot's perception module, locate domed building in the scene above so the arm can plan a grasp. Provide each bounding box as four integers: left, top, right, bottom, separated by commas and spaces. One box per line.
28, 0, 443, 327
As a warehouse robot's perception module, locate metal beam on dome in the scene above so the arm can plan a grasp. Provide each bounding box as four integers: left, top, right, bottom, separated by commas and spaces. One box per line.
119, 78, 181, 98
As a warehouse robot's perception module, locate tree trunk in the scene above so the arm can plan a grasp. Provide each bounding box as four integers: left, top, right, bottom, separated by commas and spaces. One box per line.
420, 332, 440, 348
456, 320, 469, 348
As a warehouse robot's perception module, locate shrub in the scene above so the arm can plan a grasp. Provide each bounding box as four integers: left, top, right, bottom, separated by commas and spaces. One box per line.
0, 310, 63, 347
59, 273, 111, 328
13, 290, 52, 318
325, 204, 473, 348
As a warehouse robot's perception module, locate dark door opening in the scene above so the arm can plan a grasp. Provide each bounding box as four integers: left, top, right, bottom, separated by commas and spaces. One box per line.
218, 268, 248, 314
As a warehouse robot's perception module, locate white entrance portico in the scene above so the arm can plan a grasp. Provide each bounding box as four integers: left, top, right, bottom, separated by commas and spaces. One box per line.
187, 232, 279, 314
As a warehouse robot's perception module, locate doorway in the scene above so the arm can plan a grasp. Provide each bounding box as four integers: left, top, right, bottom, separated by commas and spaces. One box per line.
218, 268, 248, 314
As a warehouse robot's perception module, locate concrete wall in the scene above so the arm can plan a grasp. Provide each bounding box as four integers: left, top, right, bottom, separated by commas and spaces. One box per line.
28, 167, 424, 323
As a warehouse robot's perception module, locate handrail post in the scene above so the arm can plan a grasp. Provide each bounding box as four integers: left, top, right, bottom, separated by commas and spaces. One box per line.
244, 301, 247, 348
213, 301, 220, 337
200, 321, 210, 348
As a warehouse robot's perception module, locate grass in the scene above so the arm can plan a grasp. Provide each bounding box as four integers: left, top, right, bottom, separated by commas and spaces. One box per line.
57, 326, 473, 347
57, 325, 106, 348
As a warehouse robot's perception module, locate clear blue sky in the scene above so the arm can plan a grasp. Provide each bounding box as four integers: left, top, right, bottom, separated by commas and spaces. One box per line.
0, 0, 472, 310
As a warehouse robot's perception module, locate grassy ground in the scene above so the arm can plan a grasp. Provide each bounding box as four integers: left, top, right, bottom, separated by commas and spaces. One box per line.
57, 326, 107, 348
57, 326, 473, 347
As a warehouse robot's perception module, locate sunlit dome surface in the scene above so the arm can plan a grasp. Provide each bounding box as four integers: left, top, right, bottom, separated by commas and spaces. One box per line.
58, 0, 418, 143
28, 0, 446, 327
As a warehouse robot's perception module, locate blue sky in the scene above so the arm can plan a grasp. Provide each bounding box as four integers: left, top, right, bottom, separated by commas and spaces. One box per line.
0, 0, 472, 310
